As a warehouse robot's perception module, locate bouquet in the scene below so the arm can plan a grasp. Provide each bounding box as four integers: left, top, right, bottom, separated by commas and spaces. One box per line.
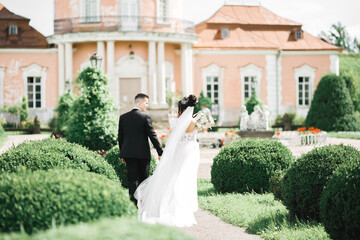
194, 111, 215, 131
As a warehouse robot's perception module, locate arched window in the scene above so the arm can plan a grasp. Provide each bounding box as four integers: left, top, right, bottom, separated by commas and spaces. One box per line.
9, 24, 18, 35
221, 28, 229, 39
296, 29, 303, 40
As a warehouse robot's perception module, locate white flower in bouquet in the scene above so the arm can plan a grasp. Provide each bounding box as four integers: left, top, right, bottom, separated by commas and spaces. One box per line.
194, 111, 215, 131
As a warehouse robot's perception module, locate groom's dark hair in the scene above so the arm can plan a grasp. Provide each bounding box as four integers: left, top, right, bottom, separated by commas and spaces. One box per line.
135, 93, 149, 104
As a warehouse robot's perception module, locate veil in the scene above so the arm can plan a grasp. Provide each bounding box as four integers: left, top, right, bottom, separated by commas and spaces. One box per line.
134, 106, 194, 223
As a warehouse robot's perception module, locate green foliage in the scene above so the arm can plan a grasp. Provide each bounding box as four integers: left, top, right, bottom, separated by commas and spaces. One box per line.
305, 74, 360, 131
320, 22, 352, 51
0, 169, 136, 234
55, 92, 74, 133
194, 91, 212, 113
282, 144, 360, 221
104, 146, 157, 188
166, 91, 182, 109
245, 92, 263, 115
320, 158, 360, 240
0, 217, 194, 240
65, 67, 117, 151
0, 123, 4, 137
340, 53, 360, 111
269, 170, 284, 201
0, 138, 118, 182
0, 104, 21, 115
20, 95, 29, 121
198, 180, 330, 240
211, 139, 293, 193
20, 118, 34, 130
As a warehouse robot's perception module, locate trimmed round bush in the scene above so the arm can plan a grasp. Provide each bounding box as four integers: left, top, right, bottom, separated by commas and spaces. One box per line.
0, 217, 195, 240
105, 145, 157, 188
211, 138, 294, 193
320, 158, 360, 240
0, 169, 136, 234
305, 73, 360, 131
0, 138, 118, 181
282, 144, 360, 221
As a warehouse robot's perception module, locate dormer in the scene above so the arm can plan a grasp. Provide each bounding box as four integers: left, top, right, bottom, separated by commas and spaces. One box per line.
221, 28, 229, 39
9, 24, 18, 35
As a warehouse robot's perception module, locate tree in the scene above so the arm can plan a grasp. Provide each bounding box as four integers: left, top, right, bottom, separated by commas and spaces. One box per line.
320, 22, 352, 52
194, 91, 212, 113
20, 95, 29, 121
65, 67, 117, 151
305, 74, 360, 131
54, 92, 74, 133
245, 91, 263, 115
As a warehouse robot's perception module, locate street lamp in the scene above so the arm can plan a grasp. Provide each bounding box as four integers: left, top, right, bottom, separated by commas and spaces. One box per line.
129, 45, 134, 60
90, 52, 102, 69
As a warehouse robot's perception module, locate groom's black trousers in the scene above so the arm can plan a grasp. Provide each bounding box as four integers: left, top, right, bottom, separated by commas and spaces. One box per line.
124, 158, 150, 206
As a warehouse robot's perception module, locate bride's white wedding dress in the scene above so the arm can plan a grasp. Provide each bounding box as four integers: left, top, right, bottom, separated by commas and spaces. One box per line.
134, 107, 200, 227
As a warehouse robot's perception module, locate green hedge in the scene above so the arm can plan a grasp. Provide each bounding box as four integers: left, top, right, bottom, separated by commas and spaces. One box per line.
0, 217, 195, 240
105, 145, 157, 188
320, 158, 360, 240
211, 139, 293, 193
282, 144, 360, 221
0, 138, 118, 181
0, 169, 136, 234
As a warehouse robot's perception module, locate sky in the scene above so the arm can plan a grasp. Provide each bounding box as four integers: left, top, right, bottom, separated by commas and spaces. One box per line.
0, 0, 359, 39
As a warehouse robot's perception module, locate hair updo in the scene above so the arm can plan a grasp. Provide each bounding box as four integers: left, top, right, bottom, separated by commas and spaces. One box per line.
178, 94, 198, 115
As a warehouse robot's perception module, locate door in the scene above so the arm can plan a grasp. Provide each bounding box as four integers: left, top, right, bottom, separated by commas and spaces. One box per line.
119, 78, 141, 113
121, 0, 139, 31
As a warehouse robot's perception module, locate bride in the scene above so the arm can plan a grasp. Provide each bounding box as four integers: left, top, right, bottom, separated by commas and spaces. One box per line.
134, 94, 200, 227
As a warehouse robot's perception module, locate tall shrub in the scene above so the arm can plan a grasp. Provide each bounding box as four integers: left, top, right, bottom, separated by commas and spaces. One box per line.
194, 91, 212, 113
20, 95, 29, 121
55, 92, 74, 133
245, 91, 263, 115
305, 74, 360, 131
65, 67, 117, 151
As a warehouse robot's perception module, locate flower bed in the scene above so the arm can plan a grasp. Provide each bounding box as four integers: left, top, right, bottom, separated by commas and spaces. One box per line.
273, 127, 327, 146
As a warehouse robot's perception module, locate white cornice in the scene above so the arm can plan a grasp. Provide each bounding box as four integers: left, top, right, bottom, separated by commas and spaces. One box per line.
0, 49, 58, 53
47, 31, 198, 44
192, 49, 279, 55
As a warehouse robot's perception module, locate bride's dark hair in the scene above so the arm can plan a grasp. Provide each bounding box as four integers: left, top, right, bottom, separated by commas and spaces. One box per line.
178, 94, 198, 115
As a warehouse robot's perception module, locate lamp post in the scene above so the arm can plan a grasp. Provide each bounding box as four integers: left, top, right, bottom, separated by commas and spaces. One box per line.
90, 52, 102, 69
129, 45, 134, 60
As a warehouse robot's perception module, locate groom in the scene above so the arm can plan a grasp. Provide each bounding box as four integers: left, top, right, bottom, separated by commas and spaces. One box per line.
118, 93, 163, 205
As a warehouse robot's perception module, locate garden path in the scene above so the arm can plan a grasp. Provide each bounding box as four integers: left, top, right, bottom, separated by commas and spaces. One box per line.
0, 134, 51, 154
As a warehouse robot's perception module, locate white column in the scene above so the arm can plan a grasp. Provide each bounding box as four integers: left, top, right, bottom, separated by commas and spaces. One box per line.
157, 41, 167, 106
106, 41, 117, 104
187, 44, 193, 94
181, 43, 188, 96
97, 41, 105, 73
65, 42, 73, 93
148, 41, 157, 106
58, 43, 65, 96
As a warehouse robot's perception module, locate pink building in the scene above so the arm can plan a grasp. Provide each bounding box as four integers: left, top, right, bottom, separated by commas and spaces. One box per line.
0, 1, 342, 125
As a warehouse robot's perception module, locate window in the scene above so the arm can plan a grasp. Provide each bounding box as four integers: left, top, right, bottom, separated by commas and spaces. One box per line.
85, 0, 98, 22
244, 76, 257, 100
9, 24, 17, 35
296, 29, 302, 40
298, 76, 310, 106
27, 77, 41, 108
206, 76, 219, 104
221, 28, 229, 39
157, 0, 169, 23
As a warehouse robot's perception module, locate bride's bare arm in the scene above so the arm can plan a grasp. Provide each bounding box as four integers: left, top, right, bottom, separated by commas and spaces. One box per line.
185, 119, 197, 133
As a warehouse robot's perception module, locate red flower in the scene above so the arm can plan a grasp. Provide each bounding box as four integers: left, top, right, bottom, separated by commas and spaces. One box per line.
167, 127, 170, 130
275, 132, 280, 136
230, 129, 234, 133
230, 137, 233, 140
225, 132, 228, 136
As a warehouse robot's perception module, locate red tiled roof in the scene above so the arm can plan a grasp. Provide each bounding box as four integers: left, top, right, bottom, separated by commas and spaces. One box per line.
0, 5, 29, 20
206, 5, 301, 26
194, 5, 342, 51
194, 27, 278, 49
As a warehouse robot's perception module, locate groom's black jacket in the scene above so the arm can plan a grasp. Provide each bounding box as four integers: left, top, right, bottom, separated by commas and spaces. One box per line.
118, 109, 163, 160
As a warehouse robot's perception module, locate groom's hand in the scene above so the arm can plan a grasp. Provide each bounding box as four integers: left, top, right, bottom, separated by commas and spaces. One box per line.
158, 156, 161, 161
121, 158, 126, 164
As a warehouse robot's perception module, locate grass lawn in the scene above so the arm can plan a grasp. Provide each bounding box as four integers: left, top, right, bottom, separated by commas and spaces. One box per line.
327, 132, 360, 140
198, 179, 330, 240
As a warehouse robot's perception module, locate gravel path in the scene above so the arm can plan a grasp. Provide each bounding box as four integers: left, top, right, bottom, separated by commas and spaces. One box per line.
0, 134, 51, 154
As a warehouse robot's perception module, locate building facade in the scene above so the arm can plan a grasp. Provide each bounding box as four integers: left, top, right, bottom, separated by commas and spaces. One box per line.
0, 1, 342, 125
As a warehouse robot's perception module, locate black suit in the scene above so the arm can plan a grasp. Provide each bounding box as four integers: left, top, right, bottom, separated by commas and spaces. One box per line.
118, 108, 163, 205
